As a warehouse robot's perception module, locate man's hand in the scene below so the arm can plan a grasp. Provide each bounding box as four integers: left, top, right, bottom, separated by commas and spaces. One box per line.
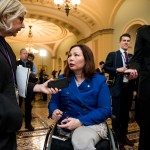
116, 67, 127, 73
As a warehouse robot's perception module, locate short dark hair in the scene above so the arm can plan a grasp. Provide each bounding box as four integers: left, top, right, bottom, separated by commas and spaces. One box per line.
119, 33, 131, 42
28, 53, 35, 60
64, 44, 95, 79
99, 61, 104, 65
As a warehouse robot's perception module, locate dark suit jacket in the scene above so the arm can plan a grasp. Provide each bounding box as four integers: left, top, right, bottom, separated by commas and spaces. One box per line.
104, 50, 134, 97
129, 25, 150, 87
0, 37, 23, 133
129, 25, 150, 149
95, 67, 105, 75
0, 37, 35, 133
129, 25, 150, 126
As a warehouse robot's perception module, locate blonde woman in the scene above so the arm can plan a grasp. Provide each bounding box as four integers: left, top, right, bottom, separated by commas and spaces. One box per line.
0, 0, 58, 149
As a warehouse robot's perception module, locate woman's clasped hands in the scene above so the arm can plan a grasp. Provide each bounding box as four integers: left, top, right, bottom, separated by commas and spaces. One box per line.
52, 109, 82, 130
58, 117, 82, 131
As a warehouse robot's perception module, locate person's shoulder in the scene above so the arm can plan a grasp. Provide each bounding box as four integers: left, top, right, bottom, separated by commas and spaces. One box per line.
138, 25, 150, 32
107, 51, 118, 57
95, 68, 99, 71
140, 25, 150, 29
58, 74, 65, 79
108, 50, 118, 55
17, 59, 21, 62
16, 59, 22, 65
93, 73, 106, 80
92, 74, 107, 87
28, 60, 33, 64
128, 53, 133, 57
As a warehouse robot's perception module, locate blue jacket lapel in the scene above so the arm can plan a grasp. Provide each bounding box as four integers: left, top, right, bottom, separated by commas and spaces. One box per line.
68, 75, 92, 101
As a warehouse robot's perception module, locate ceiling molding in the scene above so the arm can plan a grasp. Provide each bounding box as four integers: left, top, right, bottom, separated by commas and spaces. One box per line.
20, 0, 98, 37
78, 28, 114, 43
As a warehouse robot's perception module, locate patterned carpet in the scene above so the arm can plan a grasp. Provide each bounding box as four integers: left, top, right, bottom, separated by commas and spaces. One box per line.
17, 95, 140, 150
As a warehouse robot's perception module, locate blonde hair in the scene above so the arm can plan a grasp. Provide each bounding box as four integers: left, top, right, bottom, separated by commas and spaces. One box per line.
0, 0, 27, 31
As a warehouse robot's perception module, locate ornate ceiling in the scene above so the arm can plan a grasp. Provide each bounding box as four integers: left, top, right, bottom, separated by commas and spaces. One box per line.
8, 18, 70, 44
7, 0, 124, 51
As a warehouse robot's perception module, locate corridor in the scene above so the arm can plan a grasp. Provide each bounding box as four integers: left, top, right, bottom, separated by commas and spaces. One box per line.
17, 94, 140, 150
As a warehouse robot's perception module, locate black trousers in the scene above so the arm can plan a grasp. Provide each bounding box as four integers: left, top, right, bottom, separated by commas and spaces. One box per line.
0, 133, 16, 150
112, 83, 133, 140
19, 90, 33, 125
138, 93, 150, 150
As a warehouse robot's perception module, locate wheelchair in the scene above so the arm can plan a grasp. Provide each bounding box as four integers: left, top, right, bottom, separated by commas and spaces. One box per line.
43, 121, 119, 150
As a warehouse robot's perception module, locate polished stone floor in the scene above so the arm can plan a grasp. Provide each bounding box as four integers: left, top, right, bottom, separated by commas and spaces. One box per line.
17, 94, 140, 150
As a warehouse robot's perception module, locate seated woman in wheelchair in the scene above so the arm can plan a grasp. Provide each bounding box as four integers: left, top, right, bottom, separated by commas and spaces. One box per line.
48, 44, 111, 150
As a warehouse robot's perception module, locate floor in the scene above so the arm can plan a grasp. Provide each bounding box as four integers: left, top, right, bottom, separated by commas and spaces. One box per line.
17, 94, 140, 150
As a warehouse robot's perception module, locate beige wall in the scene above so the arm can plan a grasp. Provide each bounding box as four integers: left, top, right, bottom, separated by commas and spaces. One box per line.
83, 0, 150, 65
83, 29, 113, 68
113, 0, 150, 52
9, 0, 150, 74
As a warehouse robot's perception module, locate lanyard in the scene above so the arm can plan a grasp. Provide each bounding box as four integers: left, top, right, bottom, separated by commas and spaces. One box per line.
0, 42, 16, 86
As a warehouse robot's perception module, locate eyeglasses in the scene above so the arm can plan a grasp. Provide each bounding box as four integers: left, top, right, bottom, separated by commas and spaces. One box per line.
18, 16, 24, 23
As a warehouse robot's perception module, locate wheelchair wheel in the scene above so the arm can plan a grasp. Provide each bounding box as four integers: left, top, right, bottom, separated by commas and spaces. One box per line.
44, 123, 119, 150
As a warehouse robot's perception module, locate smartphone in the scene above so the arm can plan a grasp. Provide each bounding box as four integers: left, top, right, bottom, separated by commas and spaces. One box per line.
48, 77, 69, 89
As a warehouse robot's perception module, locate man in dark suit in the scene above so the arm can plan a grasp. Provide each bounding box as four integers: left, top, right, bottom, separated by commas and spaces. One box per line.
125, 25, 150, 150
95, 61, 105, 75
104, 33, 134, 149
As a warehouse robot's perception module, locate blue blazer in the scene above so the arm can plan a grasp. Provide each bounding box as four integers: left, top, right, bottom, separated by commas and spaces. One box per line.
48, 74, 111, 126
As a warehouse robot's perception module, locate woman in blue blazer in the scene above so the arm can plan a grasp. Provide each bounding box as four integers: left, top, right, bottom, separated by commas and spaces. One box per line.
48, 44, 111, 150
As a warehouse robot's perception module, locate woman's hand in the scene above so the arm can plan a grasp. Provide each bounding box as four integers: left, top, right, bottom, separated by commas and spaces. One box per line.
57, 118, 82, 130
124, 69, 138, 80
52, 109, 63, 121
33, 78, 60, 94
